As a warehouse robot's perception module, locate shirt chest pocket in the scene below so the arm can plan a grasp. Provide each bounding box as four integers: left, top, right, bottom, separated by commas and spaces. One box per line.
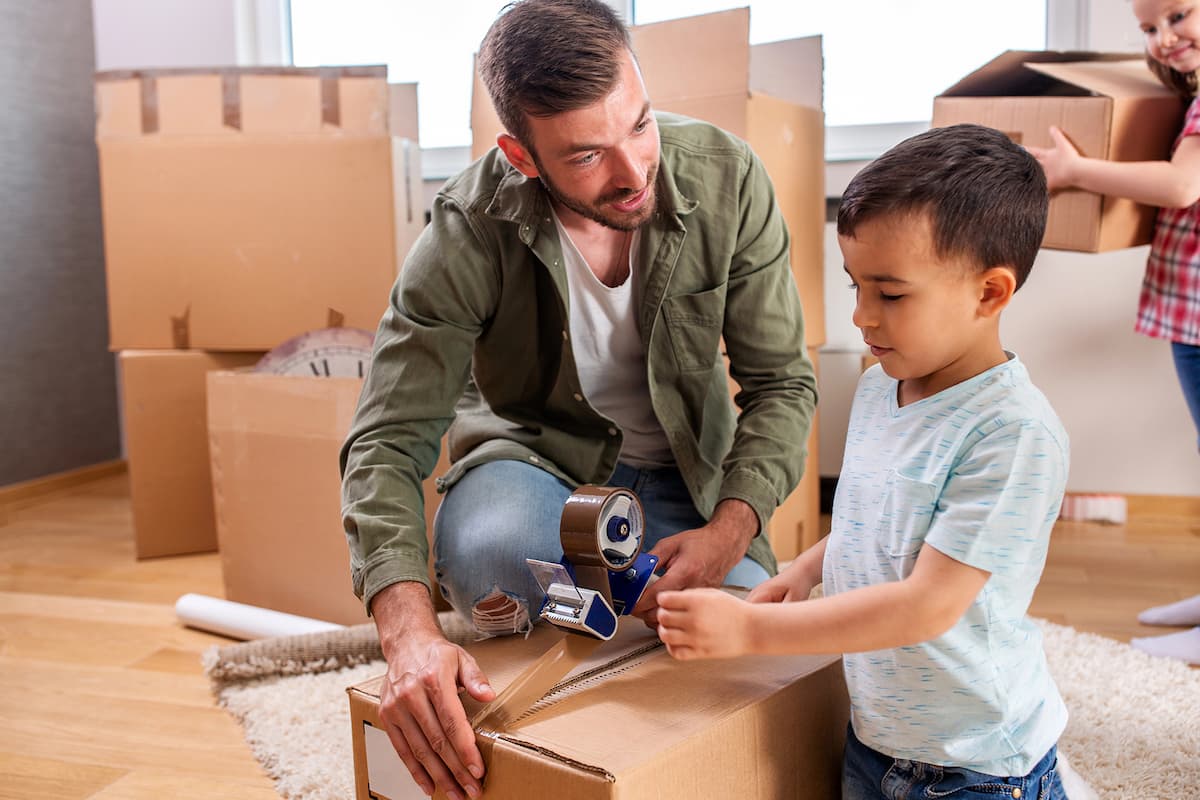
660, 284, 726, 373
876, 469, 939, 563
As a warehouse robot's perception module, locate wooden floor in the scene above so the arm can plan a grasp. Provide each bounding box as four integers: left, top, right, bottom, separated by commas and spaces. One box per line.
1, 472, 1198, 799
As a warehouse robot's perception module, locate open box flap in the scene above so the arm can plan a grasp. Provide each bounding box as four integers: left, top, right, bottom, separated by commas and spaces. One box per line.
939, 50, 1144, 98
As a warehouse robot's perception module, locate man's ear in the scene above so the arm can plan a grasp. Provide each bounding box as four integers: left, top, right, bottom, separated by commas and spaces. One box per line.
977, 266, 1017, 318
496, 134, 539, 178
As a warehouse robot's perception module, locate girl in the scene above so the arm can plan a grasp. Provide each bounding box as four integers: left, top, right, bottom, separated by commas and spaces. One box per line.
1028, 0, 1200, 666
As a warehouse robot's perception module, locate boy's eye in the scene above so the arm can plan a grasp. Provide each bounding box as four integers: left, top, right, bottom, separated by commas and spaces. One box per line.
634, 118, 650, 133
881, 293, 903, 302
1171, 10, 1189, 23
846, 281, 858, 291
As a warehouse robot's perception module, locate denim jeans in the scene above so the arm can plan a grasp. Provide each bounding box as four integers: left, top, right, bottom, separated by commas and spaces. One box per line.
1171, 341, 1200, 451
431, 458, 769, 629
842, 724, 1066, 800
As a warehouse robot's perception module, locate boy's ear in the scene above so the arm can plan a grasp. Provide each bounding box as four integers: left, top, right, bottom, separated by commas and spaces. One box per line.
496, 133, 540, 178
977, 266, 1017, 318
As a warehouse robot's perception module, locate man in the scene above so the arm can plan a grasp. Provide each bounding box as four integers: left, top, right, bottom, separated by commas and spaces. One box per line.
339, 1, 816, 796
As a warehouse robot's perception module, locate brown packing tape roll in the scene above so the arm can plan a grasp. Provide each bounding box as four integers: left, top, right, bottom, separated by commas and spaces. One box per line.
559, 485, 644, 571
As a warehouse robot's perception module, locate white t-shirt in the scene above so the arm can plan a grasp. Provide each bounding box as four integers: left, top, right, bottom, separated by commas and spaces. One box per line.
552, 213, 673, 468
824, 355, 1069, 776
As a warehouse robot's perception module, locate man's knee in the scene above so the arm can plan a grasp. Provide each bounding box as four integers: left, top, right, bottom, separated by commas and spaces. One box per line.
468, 586, 533, 636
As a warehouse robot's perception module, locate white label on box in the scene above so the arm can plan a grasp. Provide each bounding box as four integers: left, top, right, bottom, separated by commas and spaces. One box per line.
365, 722, 428, 800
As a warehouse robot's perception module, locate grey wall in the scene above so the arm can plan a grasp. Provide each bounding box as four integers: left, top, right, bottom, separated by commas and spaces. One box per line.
0, 1, 120, 485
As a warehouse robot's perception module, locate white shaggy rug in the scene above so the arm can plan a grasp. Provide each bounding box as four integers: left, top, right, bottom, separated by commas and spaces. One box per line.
209, 620, 1200, 799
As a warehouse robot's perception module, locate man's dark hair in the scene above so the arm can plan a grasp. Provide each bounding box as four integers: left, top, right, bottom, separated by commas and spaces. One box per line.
837, 123, 1048, 291
478, 0, 632, 150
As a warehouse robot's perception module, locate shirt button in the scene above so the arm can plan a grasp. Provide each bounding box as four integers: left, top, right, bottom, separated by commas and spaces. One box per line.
573, 392, 584, 402
607, 427, 618, 436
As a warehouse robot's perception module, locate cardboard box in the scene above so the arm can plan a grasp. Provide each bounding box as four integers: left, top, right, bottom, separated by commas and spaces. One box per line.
206, 370, 450, 624
119, 350, 263, 558
470, 9, 825, 347
95, 67, 425, 350
349, 621, 848, 799
932, 51, 1186, 252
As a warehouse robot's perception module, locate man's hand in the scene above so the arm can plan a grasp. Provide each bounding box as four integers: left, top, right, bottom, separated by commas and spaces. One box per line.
1026, 126, 1080, 191
633, 498, 757, 626
372, 582, 495, 799
657, 588, 755, 659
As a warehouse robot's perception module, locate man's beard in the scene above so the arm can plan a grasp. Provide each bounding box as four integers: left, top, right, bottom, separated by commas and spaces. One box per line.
535, 161, 659, 232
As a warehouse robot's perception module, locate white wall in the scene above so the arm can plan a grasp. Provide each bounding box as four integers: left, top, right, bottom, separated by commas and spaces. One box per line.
92, 0, 239, 71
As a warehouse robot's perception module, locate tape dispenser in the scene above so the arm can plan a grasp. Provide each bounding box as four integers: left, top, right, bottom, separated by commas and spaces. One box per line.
526, 486, 659, 640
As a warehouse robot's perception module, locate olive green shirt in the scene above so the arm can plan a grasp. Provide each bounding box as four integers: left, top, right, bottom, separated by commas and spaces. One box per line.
340, 113, 816, 612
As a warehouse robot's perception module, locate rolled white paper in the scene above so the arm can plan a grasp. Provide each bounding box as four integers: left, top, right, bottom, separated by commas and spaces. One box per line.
175, 593, 344, 640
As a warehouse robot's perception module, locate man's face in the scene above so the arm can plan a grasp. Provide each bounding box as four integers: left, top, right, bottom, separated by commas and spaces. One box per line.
521, 49, 661, 231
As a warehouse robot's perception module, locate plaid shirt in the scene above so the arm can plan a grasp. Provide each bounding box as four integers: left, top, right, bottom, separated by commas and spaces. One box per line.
1139, 96, 1200, 346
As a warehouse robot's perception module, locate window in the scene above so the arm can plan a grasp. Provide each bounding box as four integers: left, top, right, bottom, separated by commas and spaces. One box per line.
290, 0, 500, 148
634, 0, 1046, 157
290, 1, 1070, 159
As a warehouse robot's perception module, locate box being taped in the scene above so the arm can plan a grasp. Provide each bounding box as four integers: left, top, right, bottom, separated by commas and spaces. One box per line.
349, 621, 848, 799
933, 51, 1185, 253
95, 67, 425, 351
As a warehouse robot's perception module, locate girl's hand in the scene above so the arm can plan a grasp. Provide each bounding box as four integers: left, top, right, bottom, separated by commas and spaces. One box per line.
745, 564, 817, 604
1026, 126, 1081, 191
657, 588, 755, 660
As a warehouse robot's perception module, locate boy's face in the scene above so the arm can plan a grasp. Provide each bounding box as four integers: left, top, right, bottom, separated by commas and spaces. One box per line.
839, 213, 1011, 403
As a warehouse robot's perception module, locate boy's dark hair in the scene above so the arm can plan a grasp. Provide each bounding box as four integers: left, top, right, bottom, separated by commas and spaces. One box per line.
478, 0, 632, 152
837, 123, 1048, 291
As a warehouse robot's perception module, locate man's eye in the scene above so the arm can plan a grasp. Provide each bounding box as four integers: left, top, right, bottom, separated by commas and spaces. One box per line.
846, 282, 858, 291
881, 293, 903, 302
634, 118, 650, 133
574, 152, 597, 166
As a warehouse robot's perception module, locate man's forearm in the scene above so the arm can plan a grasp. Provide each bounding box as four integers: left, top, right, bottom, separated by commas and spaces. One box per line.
708, 497, 759, 554
370, 580, 444, 655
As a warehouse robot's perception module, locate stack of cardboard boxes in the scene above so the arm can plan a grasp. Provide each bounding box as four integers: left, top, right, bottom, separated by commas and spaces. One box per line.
96, 67, 425, 623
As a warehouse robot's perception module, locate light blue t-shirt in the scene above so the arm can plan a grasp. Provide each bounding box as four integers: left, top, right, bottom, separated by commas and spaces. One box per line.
824, 354, 1069, 776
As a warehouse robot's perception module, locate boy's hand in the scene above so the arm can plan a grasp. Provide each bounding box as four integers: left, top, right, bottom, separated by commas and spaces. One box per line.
657, 588, 754, 660
1026, 126, 1080, 191
746, 568, 816, 604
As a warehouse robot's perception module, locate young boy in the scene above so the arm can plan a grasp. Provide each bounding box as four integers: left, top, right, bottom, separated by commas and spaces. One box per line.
656, 124, 1069, 799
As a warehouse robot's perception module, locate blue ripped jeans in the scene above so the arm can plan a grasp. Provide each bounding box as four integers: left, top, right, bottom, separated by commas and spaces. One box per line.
842, 725, 1066, 800
431, 459, 769, 632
